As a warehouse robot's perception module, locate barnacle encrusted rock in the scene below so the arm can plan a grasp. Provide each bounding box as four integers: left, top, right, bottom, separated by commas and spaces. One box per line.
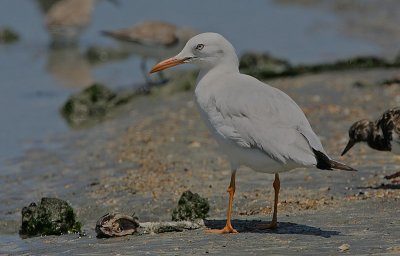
20, 197, 81, 237
171, 190, 210, 221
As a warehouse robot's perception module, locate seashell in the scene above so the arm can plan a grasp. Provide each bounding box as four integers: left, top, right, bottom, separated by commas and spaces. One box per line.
95, 213, 139, 238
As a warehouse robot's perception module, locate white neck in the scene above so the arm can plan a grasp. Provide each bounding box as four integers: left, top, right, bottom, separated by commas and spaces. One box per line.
196, 53, 239, 84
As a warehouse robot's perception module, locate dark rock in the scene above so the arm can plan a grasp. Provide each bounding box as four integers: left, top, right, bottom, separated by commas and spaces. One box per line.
353, 77, 400, 88
95, 213, 139, 238
60, 83, 136, 127
294, 56, 391, 74
393, 51, 400, 65
60, 71, 197, 128
380, 78, 400, 86
171, 191, 210, 221
353, 81, 372, 88
20, 197, 81, 238
0, 27, 19, 44
85, 46, 130, 64
239, 52, 293, 78
239, 52, 400, 80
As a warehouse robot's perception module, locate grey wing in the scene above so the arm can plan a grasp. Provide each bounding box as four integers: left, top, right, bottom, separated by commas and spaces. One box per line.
207, 76, 326, 166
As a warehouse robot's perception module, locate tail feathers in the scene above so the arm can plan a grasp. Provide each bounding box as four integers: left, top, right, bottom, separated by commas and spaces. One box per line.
312, 149, 357, 172
329, 159, 358, 172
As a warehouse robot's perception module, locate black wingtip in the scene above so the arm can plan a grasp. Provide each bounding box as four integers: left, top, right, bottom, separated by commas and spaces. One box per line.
312, 149, 358, 172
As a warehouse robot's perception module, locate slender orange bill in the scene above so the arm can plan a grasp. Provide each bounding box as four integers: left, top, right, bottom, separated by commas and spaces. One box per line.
150, 57, 185, 73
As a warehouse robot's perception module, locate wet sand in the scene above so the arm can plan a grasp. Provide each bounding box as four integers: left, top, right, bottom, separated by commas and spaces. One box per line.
1, 68, 399, 255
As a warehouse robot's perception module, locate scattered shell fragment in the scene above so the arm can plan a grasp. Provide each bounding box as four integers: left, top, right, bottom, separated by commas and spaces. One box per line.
140, 219, 204, 234
96, 213, 205, 238
338, 243, 350, 252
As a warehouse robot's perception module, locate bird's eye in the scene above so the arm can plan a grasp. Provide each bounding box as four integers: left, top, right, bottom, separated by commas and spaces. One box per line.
195, 44, 204, 51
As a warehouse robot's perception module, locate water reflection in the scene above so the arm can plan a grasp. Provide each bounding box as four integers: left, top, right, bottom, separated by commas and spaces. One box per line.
47, 46, 94, 88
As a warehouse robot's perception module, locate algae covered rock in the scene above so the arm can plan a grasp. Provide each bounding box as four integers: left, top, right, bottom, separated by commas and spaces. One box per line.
239, 52, 400, 80
61, 83, 135, 127
0, 27, 19, 44
20, 197, 81, 237
171, 191, 210, 221
353, 77, 400, 88
239, 52, 293, 78
294, 56, 391, 74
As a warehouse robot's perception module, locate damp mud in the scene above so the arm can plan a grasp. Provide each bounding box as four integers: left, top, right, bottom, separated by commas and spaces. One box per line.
1, 67, 399, 255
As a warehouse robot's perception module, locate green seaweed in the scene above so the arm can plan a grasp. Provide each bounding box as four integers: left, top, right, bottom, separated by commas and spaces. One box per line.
239, 52, 293, 78
0, 27, 19, 44
60, 83, 136, 128
353, 77, 400, 88
171, 191, 210, 221
20, 197, 81, 238
239, 52, 400, 80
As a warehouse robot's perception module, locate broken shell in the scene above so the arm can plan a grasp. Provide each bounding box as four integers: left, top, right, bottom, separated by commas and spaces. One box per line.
95, 213, 139, 238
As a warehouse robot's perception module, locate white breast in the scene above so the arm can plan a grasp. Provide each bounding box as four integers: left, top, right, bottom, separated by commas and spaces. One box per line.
391, 132, 400, 154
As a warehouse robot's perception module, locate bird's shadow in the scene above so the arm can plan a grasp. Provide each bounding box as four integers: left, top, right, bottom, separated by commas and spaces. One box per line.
357, 183, 400, 190
204, 219, 339, 238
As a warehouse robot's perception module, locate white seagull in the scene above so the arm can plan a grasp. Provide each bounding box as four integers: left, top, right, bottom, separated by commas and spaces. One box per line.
150, 33, 356, 234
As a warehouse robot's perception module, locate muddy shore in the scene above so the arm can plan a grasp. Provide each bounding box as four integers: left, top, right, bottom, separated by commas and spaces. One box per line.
0, 67, 399, 255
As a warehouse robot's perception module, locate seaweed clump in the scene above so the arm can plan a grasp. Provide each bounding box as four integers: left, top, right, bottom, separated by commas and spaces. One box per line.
0, 27, 19, 44
239, 52, 400, 80
20, 197, 81, 238
239, 52, 293, 78
171, 191, 210, 221
353, 77, 400, 88
61, 83, 136, 127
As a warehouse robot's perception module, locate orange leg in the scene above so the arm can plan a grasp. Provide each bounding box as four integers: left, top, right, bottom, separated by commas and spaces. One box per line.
207, 171, 238, 234
258, 173, 280, 229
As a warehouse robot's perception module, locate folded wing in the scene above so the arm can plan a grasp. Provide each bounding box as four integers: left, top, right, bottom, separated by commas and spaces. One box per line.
206, 74, 327, 166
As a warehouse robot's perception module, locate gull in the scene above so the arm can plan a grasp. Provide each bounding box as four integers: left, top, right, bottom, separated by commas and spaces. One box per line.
102, 21, 197, 84
150, 33, 356, 233
342, 107, 400, 181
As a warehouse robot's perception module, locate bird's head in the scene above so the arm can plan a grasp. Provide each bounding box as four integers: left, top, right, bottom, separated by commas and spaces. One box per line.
341, 119, 373, 156
150, 32, 238, 73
